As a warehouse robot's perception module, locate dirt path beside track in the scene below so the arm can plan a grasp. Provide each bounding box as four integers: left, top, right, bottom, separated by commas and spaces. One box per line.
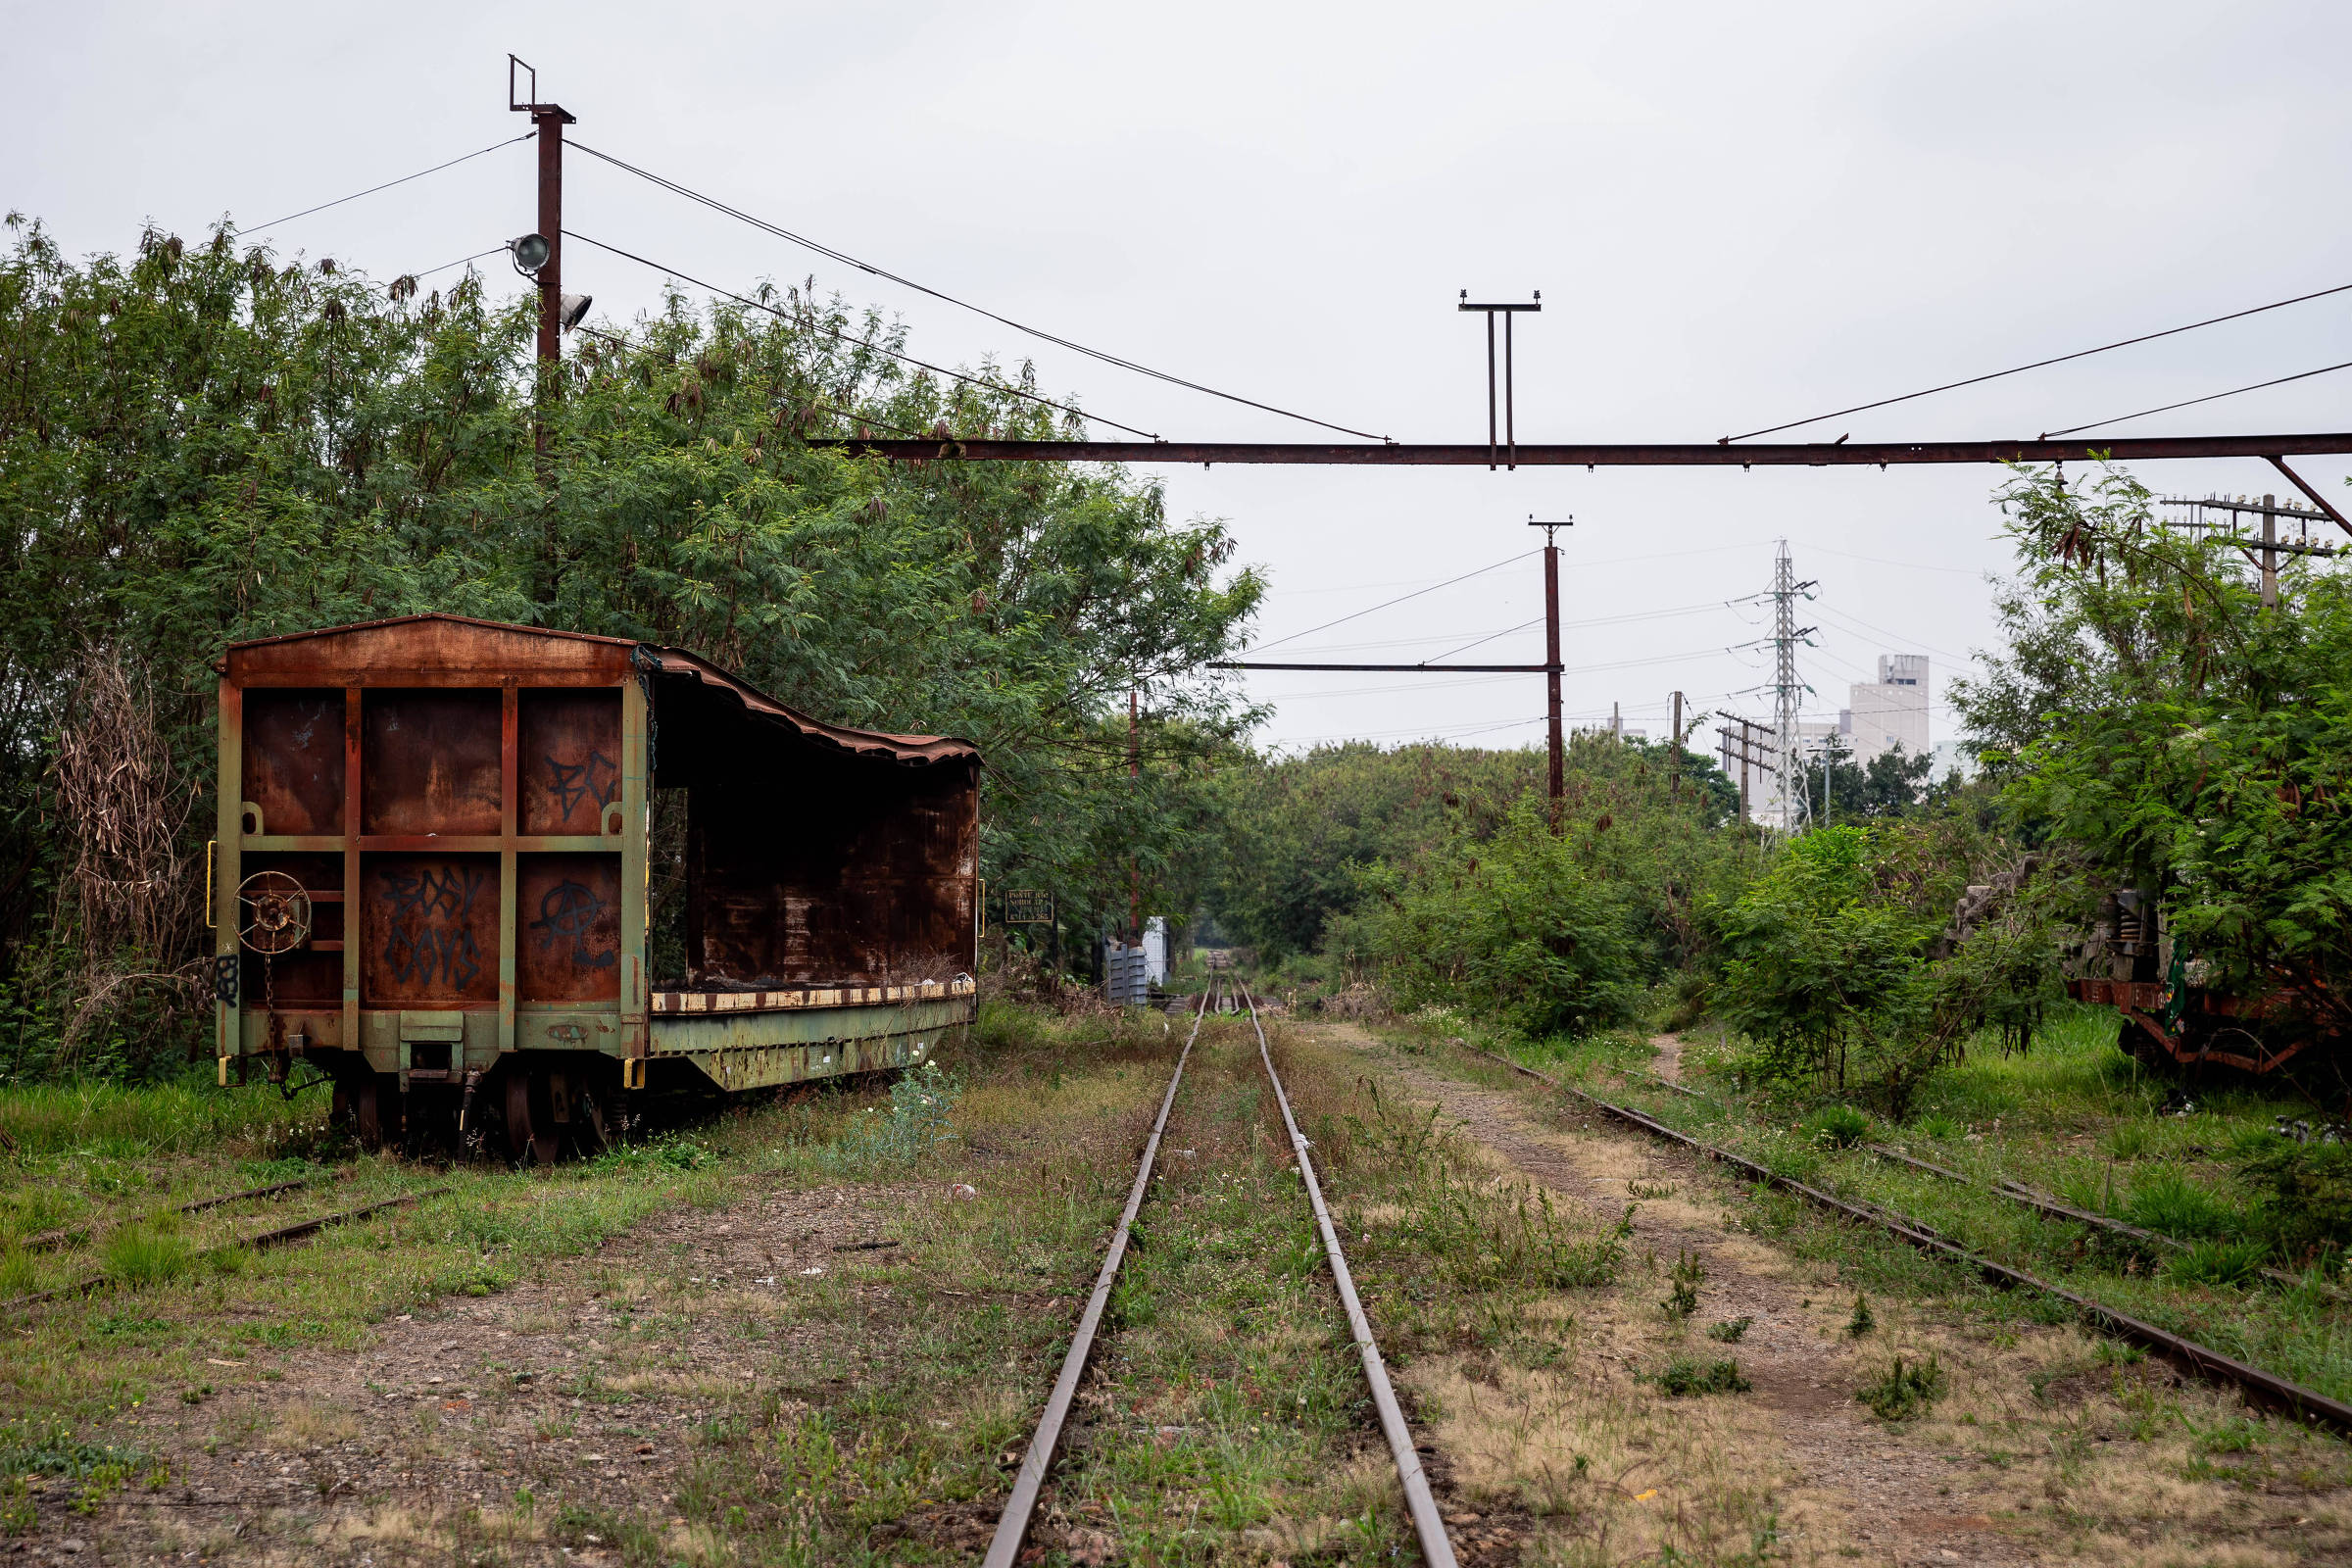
1312, 1021, 2352, 1568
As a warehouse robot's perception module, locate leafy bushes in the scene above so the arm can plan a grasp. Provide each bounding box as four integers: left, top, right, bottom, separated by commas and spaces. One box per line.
2234, 1140, 2352, 1260
1367, 797, 1645, 1036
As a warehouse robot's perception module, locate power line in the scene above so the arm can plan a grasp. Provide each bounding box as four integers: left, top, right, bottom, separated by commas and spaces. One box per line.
238, 134, 536, 237
1419, 616, 1546, 664
567, 139, 1391, 444
396, 246, 508, 285
566, 230, 1160, 440
2040, 359, 2352, 439
1274, 595, 1761, 659
1812, 603, 1976, 664
1796, 542, 1987, 577
1242, 551, 1538, 655
1722, 278, 2352, 444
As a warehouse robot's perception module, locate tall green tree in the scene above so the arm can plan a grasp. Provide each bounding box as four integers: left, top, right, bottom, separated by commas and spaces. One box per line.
1954, 462, 2352, 1044
0, 217, 1261, 1072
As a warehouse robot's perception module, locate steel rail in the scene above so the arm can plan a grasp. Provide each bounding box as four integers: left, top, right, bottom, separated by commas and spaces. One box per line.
982, 982, 1218, 1568
810, 432, 2352, 467
1241, 983, 1459, 1568
0, 1187, 447, 1315
1466, 1046, 2352, 1435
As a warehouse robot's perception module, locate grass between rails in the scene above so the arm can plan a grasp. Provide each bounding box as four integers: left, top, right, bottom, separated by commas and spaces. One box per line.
1028, 1020, 1406, 1565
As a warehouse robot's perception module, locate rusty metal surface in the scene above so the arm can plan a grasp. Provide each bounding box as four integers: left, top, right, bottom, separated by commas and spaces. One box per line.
221, 614, 637, 686
813, 433, 2352, 467
360, 854, 501, 1004
240, 690, 346, 835
221, 615, 983, 1075
517, 854, 622, 1002
643, 649, 977, 765
363, 691, 504, 835
519, 690, 623, 833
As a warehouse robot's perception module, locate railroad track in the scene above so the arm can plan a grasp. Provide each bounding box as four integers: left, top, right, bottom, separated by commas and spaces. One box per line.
1466, 1043, 2352, 1437
984, 975, 1457, 1568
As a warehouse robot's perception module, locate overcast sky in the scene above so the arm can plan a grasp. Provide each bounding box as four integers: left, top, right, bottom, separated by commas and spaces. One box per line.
11, 1, 2350, 757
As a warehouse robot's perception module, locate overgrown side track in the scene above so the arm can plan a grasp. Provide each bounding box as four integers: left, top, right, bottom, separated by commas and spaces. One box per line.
1469, 1044, 2352, 1436
1242, 983, 1459, 1568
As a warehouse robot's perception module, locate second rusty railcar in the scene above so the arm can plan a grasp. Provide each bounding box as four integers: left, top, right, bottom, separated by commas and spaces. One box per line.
214, 614, 979, 1160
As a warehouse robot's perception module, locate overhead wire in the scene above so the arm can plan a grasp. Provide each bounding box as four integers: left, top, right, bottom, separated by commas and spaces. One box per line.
1722, 277, 2352, 443
1241, 551, 1538, 656
1265, 595, 1765, 658
2039, 359, 2352, 439
396, 246, 509, 285
238, 134, 536, 237
565, 229, 1160, 440
567, 139, 1391, 443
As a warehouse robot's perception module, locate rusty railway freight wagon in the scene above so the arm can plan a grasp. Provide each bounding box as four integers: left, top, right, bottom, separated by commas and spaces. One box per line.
213, 615, 980, 1161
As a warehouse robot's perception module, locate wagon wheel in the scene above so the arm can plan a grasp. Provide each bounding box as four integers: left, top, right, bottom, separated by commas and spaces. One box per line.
235, 870, 312, 955
506, 1068, 557, 1167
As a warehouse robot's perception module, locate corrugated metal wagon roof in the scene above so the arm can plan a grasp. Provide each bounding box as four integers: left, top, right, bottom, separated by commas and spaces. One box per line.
218, 612, 978, 766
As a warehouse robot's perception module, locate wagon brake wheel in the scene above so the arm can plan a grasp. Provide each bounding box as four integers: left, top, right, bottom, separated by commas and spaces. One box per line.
236, 869, 313, 955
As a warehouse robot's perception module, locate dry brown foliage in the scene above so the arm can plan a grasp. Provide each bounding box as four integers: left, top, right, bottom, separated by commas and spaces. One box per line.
50, 643, 205, 1059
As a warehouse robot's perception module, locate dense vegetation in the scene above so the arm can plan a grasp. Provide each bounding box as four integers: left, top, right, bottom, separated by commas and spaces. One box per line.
0, 216, 1259, 1077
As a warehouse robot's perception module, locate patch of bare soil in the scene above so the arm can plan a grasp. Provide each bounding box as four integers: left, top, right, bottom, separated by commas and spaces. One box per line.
61, 1185, 913, 1567
1313, 1023, 2352, 1568
1648, 1032, 1686, 1084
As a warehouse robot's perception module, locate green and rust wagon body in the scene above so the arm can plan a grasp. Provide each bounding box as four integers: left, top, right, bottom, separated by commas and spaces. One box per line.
213, 614, 979, 1158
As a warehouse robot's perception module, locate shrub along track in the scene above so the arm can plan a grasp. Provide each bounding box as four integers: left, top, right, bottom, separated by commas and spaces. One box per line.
988, 977, 1459, 1567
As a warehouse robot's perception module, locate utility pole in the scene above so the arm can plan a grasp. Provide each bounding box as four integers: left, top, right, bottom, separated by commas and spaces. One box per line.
1669, 690, 1684, 797
1128, 690, 1142, 942
2157, 490, 2343, 609
2264, 492, 2278, 610
1718, 716, 1780, 859
510, 56, 575, 466
1768, 541, 1819, 837
1542, 520, 1567, 826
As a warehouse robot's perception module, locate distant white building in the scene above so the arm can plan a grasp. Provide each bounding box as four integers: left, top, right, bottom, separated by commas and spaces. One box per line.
1839, 655, 1930, 764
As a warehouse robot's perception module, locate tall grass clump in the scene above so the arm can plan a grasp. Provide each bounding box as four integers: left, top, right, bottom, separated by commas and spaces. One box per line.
0, 1079, 306, 1158
826, 1063, 963, 1168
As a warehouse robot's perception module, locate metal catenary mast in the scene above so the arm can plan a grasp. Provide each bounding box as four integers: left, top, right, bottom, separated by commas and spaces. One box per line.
1768, 541, 1819, 835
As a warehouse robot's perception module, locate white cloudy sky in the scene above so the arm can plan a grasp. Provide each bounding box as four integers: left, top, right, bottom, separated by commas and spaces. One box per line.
10, 1, 2350, 755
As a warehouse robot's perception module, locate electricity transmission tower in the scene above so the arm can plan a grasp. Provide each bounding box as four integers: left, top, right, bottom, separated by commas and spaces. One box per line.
1768, 541, 1818, 836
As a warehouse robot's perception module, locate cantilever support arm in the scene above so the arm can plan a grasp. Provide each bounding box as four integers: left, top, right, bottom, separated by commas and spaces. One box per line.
2267, 457, 2352, 538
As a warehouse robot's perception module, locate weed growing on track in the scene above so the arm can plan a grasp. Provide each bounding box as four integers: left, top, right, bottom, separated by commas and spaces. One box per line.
1846, 1293, 1876, 1337
1647, 1356, 1751, 1396
1856, 1352, 1942, 1420
1706, 1316, 1751, 1343
1662, 1250, 1704, 1320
